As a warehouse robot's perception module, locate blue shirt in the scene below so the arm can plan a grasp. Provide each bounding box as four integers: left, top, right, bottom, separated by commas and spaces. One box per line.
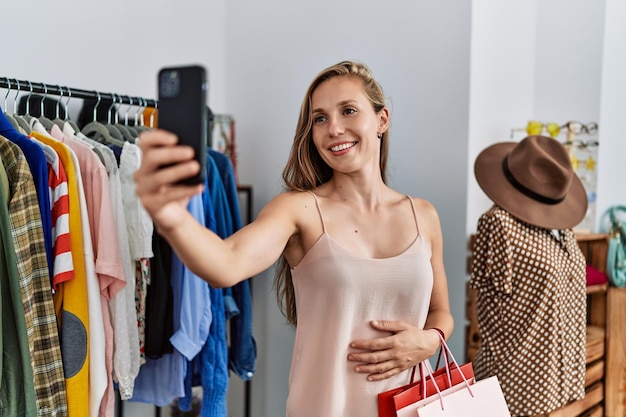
0, 109, 53, 278
131, 194, 212, 406
208, 150, 256, 381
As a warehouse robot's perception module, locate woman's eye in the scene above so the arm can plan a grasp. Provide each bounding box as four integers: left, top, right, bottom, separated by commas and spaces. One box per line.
313, 115, 327, 124
343, 108, 356, 115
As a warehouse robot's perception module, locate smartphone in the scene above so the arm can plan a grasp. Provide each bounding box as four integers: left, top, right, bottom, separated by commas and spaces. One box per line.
157, 64, 208, 185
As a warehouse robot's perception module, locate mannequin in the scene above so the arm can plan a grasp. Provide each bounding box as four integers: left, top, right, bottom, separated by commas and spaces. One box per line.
470, 135, 588, 416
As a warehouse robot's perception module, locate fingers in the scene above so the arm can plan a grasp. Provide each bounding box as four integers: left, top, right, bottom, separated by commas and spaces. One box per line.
137, 130, 197, 174
135, 129, 201, 193
348, 336, 407, 381
348, 321, 426, 381
354, 360, 402, 382
133, 129, 204, 229
348, 320, 406, 351
369, 319, 408, 333
348, 351, 392, 379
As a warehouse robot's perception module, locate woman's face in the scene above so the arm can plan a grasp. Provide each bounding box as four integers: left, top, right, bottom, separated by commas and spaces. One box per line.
310, 76, 388, 176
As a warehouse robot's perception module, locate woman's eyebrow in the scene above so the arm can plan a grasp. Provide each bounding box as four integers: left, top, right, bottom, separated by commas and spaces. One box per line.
312, 100, 357, 113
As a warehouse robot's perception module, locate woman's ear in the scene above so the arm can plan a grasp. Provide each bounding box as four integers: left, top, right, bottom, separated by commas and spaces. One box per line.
378, 107, 390, 134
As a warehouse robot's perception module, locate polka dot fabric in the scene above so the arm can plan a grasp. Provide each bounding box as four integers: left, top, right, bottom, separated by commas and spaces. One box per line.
470, 206, 587, 416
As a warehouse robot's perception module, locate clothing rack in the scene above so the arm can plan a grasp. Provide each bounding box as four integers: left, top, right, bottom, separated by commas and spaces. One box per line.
2, 75, 249, 417
0, 76, 158, 108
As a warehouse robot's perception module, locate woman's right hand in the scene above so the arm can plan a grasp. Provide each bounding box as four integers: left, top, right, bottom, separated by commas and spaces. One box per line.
134, 129, 204, 232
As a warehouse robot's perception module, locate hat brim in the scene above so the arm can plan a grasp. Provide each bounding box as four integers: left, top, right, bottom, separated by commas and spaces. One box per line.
474, 141, 588, 229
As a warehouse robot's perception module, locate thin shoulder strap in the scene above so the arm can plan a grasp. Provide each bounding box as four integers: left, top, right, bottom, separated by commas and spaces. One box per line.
307, 191, 327, 233
406, 195, 421, 237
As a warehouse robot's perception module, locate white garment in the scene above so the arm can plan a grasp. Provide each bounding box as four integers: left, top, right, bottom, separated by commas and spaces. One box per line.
119, 142, 154, 260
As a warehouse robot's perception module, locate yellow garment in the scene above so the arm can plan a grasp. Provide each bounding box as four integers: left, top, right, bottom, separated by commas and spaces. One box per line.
142, 107, 158, 128
31, 131, 90, 417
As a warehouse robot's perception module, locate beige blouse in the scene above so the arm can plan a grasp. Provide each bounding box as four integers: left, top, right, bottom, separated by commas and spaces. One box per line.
470, 206, 587, 416
287, 193, 434, 417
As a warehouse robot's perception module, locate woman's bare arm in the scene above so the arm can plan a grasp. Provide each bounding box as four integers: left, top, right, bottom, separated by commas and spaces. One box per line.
134, 129, 298, 287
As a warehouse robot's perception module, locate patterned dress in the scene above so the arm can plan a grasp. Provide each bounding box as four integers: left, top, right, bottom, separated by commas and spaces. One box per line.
470, 205, 587, 416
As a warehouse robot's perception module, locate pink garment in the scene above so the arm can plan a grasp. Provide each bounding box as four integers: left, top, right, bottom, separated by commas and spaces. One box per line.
51, 125, 127, 417
287, 193, 434, 417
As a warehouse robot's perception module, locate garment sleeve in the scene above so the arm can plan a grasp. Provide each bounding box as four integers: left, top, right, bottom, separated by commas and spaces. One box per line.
169, 194, 212, 360
470, 210, 514, 295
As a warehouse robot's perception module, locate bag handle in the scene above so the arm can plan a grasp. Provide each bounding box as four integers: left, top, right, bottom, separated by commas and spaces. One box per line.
418, 332, 454, 388
418, 359, 444, 410
423, 331, 475, 410
607, 205, 626, 234
431, 331, 473, 393
407, 329, 450, 384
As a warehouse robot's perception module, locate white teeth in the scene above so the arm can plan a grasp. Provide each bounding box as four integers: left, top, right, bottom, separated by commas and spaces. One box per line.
330, 142, 356, 152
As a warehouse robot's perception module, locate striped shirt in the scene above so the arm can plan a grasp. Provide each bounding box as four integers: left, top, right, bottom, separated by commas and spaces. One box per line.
43, 141, 74, 289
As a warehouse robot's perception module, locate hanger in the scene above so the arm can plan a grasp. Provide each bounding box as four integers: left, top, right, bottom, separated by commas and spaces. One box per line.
81, 91, 124, 147
132, 97, 149, 133
52, 85, 66, 129
63, 87, 81, 133
22, 80, 37, 127
110, 93, 136, 143
37, 83, 55, 131
2, 78, 21, 131
103, 93, 124, 141
149, 99, 158, 128
11, 80, 33, 133
119, 95, 139, 140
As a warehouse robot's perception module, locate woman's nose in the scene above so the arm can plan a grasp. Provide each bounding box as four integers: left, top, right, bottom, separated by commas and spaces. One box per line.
327, 116, 345, 137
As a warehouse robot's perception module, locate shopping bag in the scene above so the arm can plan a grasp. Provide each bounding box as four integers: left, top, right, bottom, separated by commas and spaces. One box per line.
397, 376, 474, 417
378, 331, 474, 417
377, 366, 421, 417
395, 332, 474, 417
417, 375, 511, 417
394, 362, 474, 413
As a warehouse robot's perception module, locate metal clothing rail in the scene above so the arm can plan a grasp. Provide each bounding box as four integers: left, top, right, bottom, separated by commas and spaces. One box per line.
0, 76, 158, 107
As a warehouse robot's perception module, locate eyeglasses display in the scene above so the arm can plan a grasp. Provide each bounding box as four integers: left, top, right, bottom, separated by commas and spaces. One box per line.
526, 121, 561, 138
524, 120, 598, 138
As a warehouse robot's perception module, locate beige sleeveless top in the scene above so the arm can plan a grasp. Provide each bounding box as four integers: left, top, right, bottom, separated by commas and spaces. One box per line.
286, 193, 434, 417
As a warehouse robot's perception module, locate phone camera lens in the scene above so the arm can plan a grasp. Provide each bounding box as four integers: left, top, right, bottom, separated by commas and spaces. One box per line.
160, 71, 180, 98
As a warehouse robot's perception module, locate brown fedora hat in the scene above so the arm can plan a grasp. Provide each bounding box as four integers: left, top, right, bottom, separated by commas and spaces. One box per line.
474, 135, 588, 229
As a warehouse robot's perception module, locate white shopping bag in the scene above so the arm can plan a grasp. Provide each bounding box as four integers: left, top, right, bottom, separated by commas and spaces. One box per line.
417, 376, 511, 417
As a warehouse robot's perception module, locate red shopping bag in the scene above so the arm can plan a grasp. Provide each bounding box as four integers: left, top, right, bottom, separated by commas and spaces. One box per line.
377, 332, 474, 417
393, 361, 474, 411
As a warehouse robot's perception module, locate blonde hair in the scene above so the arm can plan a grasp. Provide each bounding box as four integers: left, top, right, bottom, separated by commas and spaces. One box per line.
275, 60, 390, 325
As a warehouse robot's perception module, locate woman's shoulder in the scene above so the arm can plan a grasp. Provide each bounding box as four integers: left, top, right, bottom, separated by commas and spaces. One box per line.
406, 195, 441, 226
261, 190, 319, 216
268, 189, 317, 204
407, 195, 437, 213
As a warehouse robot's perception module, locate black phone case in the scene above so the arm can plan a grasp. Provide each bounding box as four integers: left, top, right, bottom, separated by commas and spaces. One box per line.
157, 64, 208, 185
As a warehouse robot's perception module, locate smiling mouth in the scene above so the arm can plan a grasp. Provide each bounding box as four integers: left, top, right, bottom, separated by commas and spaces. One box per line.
330, 142, 357, 152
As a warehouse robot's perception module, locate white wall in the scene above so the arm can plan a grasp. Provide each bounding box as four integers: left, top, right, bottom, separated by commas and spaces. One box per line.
2, 1, 623, 416
467, 0, 538, 233
467, 0, 607, 230
0, 0, 228, 112
596, 0, 626, 223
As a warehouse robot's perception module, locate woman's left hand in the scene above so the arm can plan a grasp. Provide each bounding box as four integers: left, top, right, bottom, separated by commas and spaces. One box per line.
347, 320, 440, 381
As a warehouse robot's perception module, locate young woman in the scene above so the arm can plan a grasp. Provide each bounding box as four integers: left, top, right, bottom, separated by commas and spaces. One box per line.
134, 60, 453, 416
